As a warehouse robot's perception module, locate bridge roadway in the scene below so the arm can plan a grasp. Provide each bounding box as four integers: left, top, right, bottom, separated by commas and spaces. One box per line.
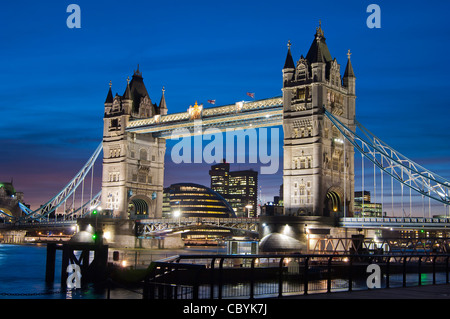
3, 216, 450, 232
340, 217, 450, 230
0, 220, 77, 229
137, 217, 260, 236
282, 283, 450, 299
126, 97, 283, 137
138, 216, 450, 235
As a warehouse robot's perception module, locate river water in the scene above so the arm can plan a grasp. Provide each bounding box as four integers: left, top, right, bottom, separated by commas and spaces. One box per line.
0, 243, 224, 299
2, 243, 446, 300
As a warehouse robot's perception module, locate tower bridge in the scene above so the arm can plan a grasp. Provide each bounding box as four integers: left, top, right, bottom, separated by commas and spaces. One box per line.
126, 97, 284, 137
3, 25, 450, 250
100, 24, 357, 222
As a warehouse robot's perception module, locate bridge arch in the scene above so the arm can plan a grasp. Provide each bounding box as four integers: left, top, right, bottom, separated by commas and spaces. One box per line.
0, 207, 14, 219
324, 187, 343, 217
128, 195, 153, 219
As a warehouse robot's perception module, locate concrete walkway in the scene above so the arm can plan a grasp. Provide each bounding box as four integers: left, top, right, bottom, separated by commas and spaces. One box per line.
282, 284, 450, 299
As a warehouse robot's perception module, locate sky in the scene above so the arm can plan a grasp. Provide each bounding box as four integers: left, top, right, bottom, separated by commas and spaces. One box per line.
1, 0, 450, 214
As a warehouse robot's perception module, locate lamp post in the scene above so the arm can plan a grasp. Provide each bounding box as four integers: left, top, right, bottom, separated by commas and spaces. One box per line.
90, 206, 102, 244
245, 204, 253, 218
173, 210, 181, 227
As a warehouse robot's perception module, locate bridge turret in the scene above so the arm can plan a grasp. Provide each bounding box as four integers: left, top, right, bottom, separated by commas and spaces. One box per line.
159, 87, 167, 115
105, 81, 113, 104
125, 65, 155, 119
282, 40, 295, 85
343, 49, 356, 95
104, 81, 113, 115
122, 77, 133, 115
307, 25, 330, 83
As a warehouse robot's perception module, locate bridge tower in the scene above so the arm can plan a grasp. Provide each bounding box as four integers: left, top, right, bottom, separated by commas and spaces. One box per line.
282, 25, 356, 217
102, 66, 167, 219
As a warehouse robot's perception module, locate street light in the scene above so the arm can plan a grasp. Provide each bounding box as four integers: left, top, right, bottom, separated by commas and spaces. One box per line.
245, 205, 253, 218
173, 210, 181, 226
90, 205, 102, 244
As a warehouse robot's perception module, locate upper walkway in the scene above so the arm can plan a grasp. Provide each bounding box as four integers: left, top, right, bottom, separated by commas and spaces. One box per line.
283, 283, 450, 299
340, 216, 450, 229
126, 97, 283, 137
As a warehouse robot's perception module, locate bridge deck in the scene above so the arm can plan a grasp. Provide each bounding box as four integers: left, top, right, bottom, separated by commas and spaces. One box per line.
282, 283, 450, 299
126, 97, 283, 137
340, 217, 450, 229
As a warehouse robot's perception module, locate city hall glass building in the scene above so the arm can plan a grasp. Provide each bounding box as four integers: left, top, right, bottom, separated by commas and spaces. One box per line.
164, 183, 236, 218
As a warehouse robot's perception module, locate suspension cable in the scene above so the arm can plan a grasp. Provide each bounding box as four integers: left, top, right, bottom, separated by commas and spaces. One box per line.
323, 108, 450, 207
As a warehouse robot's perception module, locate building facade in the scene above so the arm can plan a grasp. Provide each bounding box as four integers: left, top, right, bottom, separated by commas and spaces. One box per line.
164, 183, 236, 218
354, 191, 383, 217
209, 163, 258, 217
101, 67, 167, 219
282, 25, 356, 217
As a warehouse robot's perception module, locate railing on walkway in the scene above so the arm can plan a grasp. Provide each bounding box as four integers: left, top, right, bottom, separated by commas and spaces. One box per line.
140, 253, 450, 299
340, 217, 450, 229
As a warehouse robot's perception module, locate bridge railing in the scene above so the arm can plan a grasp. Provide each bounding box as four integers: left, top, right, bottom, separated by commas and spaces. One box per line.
138, 252, 450, 299
137, 217, 260, 224
340, 217, 450, 228
137, 217, 260, 236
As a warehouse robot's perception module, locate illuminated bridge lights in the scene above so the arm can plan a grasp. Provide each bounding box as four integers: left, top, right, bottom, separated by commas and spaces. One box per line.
341, 217, 450, 230
126, 97, 283, 137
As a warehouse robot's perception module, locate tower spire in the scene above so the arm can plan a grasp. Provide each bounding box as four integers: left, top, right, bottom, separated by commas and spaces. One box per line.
159, 86, 167, 115
123, 76, 132, 99
344, 49, 355, 78
306, 23, 332, 64
105, 80, 113, 104
283, 40, 295, 69
134, 64, 142, 77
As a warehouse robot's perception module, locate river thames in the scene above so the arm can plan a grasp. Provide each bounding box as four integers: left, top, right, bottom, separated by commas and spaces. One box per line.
0, 243, 225, 299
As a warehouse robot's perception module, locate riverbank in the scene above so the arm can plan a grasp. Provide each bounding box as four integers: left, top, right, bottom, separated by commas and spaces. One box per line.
0, 243, 227, 299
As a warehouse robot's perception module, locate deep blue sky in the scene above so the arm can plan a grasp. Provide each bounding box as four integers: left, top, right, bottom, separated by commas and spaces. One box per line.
1, 0, 449, 213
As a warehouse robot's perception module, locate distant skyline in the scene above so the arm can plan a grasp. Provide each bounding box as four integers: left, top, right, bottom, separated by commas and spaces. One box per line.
1, 1, 450, 215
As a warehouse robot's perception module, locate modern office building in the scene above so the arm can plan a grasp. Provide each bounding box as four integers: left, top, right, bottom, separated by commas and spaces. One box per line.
162, 189, 171, 218
164, 183, 236, 219
209, 163, 258, 217
162, 183, 238, 244
354, 191, 382, 217
209, 162, 230, 195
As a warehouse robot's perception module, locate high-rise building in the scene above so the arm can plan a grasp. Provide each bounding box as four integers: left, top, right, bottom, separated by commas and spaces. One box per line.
209, 162, 230, 195
209, 163, 258, 217
354, 191, 382, 217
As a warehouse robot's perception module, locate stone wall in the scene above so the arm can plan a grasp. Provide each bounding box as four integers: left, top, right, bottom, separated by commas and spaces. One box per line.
0, 230, 27, 243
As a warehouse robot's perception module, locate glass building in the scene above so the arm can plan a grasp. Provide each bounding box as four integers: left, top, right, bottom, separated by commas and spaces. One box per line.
164, 183, 236, 218
209, 163, 258, 217
354, 191, 383, 217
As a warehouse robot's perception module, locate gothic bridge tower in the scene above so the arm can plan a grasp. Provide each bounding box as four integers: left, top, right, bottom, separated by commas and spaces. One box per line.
282, 25, 356, 218
102, 66, 167, 219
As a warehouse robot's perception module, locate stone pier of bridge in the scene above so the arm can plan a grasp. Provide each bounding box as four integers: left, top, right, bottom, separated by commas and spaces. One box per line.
0, 229, 27, 244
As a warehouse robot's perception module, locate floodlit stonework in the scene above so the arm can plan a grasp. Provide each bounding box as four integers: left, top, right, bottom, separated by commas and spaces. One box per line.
282, 25, 356, 217
102, 67, 167, 219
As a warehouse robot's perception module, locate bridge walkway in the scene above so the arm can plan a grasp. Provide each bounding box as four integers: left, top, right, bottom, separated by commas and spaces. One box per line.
282, 282, 450, 299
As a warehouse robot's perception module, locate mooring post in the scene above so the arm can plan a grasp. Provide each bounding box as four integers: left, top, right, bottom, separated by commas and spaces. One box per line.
61, 244, 70, 288
45, 243, 57, 283
97, 245, 109, 277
